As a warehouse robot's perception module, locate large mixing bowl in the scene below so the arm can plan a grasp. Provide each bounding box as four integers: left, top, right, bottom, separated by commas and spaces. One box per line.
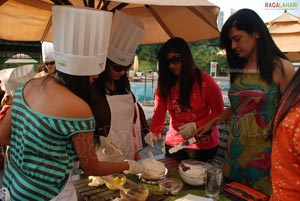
178, 159, 207, 186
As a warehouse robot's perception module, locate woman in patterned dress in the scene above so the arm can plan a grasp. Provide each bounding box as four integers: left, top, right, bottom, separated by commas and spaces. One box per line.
195, 9, 295, 195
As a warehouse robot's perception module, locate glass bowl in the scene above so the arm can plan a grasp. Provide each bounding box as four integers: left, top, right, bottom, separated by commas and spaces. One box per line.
159, 177, 183, 195
104, 174, 126, 190
120, 185, 149, 201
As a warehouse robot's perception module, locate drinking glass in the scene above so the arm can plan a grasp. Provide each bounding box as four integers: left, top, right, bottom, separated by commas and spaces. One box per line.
205, 159, 223, 201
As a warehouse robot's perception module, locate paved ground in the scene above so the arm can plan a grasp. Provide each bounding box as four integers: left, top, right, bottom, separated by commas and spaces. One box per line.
140, 104, 155, 120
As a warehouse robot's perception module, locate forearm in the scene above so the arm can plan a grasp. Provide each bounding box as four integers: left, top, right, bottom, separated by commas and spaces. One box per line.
73, 132, 130, 176
150, 94, 167, 135
211, 107, 232, 126
150, 114, 165, 136
82, 160, 129, 176
195, 106, 224, 127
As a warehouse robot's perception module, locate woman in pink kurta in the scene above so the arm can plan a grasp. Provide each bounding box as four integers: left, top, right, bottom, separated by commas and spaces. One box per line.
271, 69, 300, 201
144, 37, 224, 161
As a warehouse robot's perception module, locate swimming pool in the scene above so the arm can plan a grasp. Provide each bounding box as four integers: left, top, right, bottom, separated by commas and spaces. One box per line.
130, 81, 157, 102
130, 79, 230, 105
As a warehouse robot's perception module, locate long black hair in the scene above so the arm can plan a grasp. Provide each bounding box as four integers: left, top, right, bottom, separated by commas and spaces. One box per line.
157, 37, 201, 110
53, 71, 92, 105
220, 9, 288, 83
273, 68, 300, 135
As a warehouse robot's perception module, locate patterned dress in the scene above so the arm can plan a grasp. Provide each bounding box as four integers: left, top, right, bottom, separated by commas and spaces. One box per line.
224, 73, 279, 195
3, 84, 95, 201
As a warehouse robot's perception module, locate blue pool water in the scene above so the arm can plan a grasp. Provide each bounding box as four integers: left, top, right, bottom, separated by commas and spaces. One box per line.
130, 81, 157, 102
131, 80, 230, 102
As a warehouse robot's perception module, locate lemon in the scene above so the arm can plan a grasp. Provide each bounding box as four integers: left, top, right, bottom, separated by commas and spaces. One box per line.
105, 175, 126, 190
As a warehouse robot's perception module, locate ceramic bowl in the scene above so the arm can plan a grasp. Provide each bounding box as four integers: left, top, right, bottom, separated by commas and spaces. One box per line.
178, 159, 207, 186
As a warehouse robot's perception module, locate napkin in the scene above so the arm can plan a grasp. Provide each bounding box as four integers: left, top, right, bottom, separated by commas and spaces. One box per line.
175, 194, 213, 201
88, 176, 105, 187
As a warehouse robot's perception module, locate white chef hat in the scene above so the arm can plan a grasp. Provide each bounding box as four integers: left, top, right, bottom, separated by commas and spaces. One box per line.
108, 10, 145, 66
52, 6, 113, 76
0, 64, 34, 96
42, 42, 55, 62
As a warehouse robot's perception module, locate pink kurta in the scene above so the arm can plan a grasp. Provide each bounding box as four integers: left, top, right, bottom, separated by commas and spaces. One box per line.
150, 72, 224, 150
270, 104, 300, 201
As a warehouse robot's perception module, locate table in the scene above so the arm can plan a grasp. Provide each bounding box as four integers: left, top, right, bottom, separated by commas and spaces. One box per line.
72, 156, 246, 201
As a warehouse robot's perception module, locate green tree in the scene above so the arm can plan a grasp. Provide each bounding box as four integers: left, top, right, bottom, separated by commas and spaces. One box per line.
136, 43, 162, 72
133, 38, 229, 76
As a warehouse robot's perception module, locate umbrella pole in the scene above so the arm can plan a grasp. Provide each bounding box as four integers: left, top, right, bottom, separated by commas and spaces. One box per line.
143, 72, 147, 103
151, 71, 154, 102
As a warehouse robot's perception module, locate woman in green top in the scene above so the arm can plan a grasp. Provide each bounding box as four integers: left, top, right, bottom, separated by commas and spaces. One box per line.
0, 6, 144, 201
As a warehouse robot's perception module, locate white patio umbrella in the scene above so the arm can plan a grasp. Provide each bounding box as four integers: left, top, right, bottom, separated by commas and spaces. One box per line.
4, 54, 38, 64
0, 0, 220, 44
133, 55, 139, 72
267, 10, 300, 61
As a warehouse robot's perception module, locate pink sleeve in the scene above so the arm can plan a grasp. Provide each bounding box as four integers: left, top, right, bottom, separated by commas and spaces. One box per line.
0, 105, 11, 121
195, 73, 224, 127
150, 91, 167, 136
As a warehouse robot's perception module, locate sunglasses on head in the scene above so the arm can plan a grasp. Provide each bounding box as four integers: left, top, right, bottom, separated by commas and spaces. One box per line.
111, 64, 130, 72
46, 61, 55, 66
167, 55, 182, 65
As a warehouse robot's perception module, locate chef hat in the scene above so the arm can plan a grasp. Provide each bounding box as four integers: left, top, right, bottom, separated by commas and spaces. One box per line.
52, 6, 113, 76
108, 10, 145, 66
42, 42, 55, 62
0, 64, 34, 96
0, 68, 14, 94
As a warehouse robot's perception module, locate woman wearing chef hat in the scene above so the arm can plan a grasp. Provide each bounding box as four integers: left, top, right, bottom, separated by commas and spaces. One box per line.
0, 6, 144, 201
91, 10, 146, 162
35, 44, 56, 78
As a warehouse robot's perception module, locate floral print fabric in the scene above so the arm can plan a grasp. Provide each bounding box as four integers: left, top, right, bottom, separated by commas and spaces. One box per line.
224, 73, 279, 195
270, 105, 300, 201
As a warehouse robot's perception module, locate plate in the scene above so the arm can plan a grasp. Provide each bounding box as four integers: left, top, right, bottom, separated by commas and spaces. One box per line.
139, 168, 168, 184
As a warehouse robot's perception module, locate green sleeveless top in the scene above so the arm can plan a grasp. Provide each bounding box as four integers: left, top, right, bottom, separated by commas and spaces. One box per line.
224, 73, 279, 195
3, 83, 95, 201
